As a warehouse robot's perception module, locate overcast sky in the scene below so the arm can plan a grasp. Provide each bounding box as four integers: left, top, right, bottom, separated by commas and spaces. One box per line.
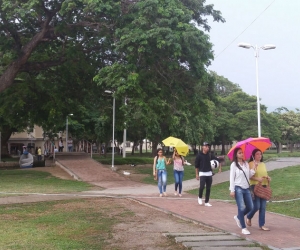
204, 0, 300, 112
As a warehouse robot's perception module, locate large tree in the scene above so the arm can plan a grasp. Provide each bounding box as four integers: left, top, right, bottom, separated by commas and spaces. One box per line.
0, 0, 122, 93
94, 0, 224, 153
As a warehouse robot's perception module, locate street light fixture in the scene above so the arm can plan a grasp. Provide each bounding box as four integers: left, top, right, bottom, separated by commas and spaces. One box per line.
105, 90, 115, 169
123, 97, 127, 158
238, 42, 276, 137
66, 113, 73, 152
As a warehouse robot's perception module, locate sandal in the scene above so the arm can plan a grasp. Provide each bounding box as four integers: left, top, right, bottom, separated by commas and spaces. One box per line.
260, 226, 270, 231
246, 218, 252, 227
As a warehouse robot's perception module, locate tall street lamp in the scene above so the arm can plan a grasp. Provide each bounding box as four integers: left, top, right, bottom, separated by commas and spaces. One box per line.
123, 97, 127, 158
105, 90, 115, 169
66, 113, 73, 151
238, 43, 276, 137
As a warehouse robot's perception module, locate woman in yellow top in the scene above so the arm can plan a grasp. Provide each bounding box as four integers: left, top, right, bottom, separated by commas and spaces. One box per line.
246, 149, 271, 231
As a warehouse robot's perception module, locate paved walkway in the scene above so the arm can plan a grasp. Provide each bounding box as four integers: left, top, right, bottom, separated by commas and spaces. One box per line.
1, 155, 300, 250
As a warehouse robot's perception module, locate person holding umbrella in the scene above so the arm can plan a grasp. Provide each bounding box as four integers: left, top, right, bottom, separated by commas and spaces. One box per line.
153, 148, 171, 197
229, 147, 256, 235
195, 142, 221, 207
246, 149, 271, 231
172, 148, 186, 197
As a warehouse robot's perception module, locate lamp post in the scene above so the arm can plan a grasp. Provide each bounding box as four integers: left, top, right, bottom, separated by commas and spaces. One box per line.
238, 43, 276, 137
123, 97, 127, 158
66, 113, 73, 152
105, 90, 115, 169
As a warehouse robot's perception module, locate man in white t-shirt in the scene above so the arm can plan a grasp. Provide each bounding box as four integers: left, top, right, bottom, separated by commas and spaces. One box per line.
67, 137, 73, 152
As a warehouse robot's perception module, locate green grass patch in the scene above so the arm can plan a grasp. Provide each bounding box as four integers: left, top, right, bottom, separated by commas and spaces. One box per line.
134, 164, 197, 185
0, 198, 130, 249
93, 155, 154, 165
93, 153, 198, 165
0, 156, 19, 162
0, 170, 97, 193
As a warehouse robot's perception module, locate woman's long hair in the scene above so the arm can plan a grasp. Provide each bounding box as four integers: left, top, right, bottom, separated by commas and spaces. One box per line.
156, 148, 163, 164
174, 148, 184, 165
249, 149, 264, 162
233, 147, 243, 167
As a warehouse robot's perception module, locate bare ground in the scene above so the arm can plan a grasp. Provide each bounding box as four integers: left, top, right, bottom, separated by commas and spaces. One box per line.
104, 198, 215, 250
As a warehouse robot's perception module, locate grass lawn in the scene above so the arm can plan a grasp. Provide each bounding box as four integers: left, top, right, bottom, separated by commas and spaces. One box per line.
0, 198, 132, 249
187, 165, 300, 219
0, 170, 97, 193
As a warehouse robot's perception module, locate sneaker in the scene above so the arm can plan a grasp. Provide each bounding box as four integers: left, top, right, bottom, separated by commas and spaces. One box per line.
179, 194, 182, 197
205, 203, 212, 207
242, 228, 251, 235
234, 215, 242, 228
174, 192, 178, 196
198, 197, 203, 205
159, 194, 163, 197
163, 192, 167, 197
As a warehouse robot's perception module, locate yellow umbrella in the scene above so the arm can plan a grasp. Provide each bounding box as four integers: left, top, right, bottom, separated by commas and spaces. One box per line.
162, 136, 189, 156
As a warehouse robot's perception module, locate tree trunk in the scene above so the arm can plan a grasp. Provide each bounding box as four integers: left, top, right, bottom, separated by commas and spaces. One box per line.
139, 140, 143, 155
152, 141, 158, 155
276, 142, 282, 153
0, 23, 53, 93
221, 135, 226, 155
131, 141, 136, 155
0, 126, 14, 157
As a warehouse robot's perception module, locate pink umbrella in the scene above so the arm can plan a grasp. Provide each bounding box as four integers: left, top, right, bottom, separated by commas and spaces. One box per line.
227, 137, 272, 161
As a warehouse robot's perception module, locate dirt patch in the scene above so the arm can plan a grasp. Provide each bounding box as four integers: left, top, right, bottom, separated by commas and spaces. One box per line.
90, 198, 213, 249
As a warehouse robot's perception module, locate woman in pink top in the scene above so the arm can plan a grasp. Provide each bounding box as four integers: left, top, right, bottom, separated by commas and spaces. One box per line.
173, 148, 186, 197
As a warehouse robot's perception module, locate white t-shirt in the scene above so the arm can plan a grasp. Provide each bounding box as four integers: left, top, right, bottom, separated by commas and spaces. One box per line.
229, 161, 255, 192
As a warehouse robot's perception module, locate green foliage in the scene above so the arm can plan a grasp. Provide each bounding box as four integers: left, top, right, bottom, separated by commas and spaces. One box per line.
94, 0, 224, 148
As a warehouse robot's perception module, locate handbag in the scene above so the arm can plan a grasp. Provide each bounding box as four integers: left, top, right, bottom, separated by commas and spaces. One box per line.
254, 179, 272, 200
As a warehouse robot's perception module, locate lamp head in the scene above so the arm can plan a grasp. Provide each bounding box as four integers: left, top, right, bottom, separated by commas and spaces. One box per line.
238, 43, 252, 49
261, 44, 276, 50
105, 90, 113, 94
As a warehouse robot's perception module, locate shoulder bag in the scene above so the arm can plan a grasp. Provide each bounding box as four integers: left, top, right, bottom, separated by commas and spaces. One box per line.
254, 178, 272, 200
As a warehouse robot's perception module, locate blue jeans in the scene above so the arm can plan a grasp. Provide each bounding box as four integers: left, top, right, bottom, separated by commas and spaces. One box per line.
247, 186, 267, 227
157, 169, 167, 194
173, 170, 184, 194
68, 146, 73, 152
235, 186, 253, 229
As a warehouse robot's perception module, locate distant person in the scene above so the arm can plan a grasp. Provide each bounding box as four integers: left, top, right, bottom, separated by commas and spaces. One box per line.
54, 146, 59, 153
246, 149, 271, 231
229, 147, 255, 235
37, 147, 42, 161
153, 148, 171, 197
58, 137, 64, 152
195, 142, 221, 207
44, 148, 48, 158
67, 137, 73, 152
172, 148, 186, 197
